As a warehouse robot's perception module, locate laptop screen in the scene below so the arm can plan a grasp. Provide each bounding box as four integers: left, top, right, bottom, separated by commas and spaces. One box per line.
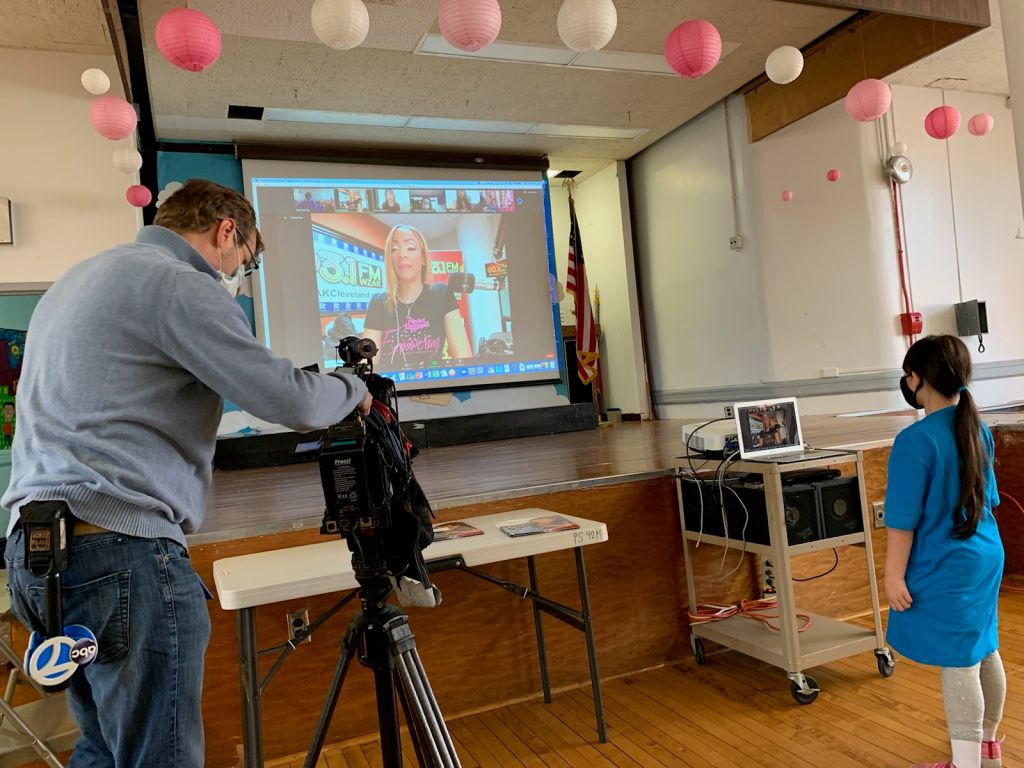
734, 398, 803, 459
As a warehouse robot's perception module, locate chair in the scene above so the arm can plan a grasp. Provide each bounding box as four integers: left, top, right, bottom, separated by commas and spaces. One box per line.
0, 631, 79, 767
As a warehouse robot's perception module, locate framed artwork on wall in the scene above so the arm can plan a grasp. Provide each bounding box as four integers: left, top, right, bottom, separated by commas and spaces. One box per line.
0, 199, 11, 245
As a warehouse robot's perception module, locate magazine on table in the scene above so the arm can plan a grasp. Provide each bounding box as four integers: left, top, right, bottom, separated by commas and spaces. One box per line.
498, 514, 579, 538
432, 521, 485, 541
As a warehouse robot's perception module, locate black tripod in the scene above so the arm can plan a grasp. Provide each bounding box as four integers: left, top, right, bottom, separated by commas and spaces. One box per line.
302, 575, 461, 768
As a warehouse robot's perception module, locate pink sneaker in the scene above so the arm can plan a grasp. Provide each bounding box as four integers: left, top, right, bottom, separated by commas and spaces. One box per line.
982, 737, 1003, 768
910, 763, 955, 768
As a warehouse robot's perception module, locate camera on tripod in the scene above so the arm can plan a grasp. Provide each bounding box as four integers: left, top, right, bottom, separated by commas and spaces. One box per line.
317, 336, 433, 581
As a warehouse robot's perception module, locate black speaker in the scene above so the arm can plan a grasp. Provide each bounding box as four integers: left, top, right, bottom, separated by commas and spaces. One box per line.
728, 483, 823, 546
817, 477, 863, 538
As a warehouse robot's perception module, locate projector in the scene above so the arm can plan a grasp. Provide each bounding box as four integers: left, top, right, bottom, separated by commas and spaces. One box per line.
682, 422, 739, 455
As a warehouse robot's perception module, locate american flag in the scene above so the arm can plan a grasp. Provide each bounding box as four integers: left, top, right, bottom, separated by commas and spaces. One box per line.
566, 195, 600, 389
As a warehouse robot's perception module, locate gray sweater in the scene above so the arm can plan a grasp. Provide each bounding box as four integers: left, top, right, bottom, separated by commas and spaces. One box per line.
2, 226, 367, 546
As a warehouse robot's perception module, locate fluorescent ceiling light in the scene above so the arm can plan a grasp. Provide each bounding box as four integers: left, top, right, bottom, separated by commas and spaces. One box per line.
252, 107, 645, 140
406, 116, 533, 133
546, 169, 563, 177
263, 108, 409, 127
415, 34, 739, 76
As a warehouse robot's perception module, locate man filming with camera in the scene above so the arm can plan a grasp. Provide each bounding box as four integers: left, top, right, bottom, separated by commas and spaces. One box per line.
2, 179, 371, 768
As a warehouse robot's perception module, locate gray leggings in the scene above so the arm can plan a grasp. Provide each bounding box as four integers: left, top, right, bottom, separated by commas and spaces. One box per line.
941, 651, 1006, 742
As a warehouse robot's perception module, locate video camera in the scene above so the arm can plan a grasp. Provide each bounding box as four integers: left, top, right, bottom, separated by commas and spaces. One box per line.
318, 337, 435, 589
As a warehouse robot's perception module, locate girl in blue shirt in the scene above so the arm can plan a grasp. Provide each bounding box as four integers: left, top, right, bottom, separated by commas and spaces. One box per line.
885, 336, 1005, 768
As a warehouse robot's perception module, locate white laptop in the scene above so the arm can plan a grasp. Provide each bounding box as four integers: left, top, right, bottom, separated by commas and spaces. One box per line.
732, 397, 844, 462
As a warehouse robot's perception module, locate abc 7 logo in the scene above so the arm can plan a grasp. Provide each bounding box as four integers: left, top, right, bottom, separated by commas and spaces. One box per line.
27, 635, 98, 687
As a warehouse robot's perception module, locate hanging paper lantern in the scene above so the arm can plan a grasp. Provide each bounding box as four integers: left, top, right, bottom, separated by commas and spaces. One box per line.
845, 79, 891, 122
968, 112, 994, 137
826, 169, 841, 182
765, 46, 803, 85
112, 148, 143, 174
125, 185, 152, 207
925, 105, 961, 140
891, 142, 908, 157
80, 68, 110, 95
438, 0, 502, 53
311, 0, 370, 50
89, 95, 136, 140
557, 0, 617, 53
664, 19, 721, 79
781, 190, 794, 202
155, 8, 222, 72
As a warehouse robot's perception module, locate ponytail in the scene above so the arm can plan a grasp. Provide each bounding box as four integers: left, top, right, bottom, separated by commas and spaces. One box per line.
903, 335, 988, 539
953, 387, 985, 539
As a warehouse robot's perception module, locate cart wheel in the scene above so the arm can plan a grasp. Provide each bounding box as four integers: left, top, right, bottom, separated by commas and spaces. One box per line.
692, 637, 707, 666
790, 675, 819, 705
876, 651, 895, 678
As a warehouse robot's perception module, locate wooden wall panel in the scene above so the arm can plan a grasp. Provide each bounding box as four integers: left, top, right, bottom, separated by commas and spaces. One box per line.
781, 0, 990, 26
744, 13, 981, 140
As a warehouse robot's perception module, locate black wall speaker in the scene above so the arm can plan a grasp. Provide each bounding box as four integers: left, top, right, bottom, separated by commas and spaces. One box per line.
817, 477, 863, 538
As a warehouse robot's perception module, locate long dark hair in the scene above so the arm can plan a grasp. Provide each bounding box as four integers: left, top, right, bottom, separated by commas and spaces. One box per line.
903, 335, 986, 538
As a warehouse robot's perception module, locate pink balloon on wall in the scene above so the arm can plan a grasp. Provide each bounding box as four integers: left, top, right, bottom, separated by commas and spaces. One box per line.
826, 169, 841, 182
664, 19, 722, 79
845, 79, 891, 122
781, 190, 794, 202
89, 95, 137, 140
968, 112, 994, 137
438, 0, 502, 52
126, 185, 152, 207
925, 105, 961, 140
156, 8, 222, 72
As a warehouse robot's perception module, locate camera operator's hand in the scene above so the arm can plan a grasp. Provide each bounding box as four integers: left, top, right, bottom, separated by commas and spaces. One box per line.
357, 391, 373, 417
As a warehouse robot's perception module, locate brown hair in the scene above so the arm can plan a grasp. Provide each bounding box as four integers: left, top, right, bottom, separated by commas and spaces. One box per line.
903, 335, 986, 539
383, 225, 428, 311
153, 179, 263, 254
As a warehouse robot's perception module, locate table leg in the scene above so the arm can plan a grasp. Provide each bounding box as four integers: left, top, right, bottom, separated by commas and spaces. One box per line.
238, 608, 264, 768
574, 547, 606, 743
527, 556, 552, 703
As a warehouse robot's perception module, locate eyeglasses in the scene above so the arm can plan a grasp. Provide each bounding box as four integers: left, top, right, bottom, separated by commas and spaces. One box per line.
235, 229, 262, 276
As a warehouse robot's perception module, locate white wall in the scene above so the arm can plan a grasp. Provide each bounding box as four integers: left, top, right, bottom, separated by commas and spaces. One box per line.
0, 49, 140, 283
630, 86, 1024, 419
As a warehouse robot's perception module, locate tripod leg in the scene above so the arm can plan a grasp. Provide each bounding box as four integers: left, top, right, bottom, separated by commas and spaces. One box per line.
303, 622, 360, 768
396, 677, 431, 768
395, 649, 461, 768
372, 661, 403, 768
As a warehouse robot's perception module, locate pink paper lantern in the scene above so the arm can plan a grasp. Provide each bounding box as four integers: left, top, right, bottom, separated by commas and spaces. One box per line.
781, 190, 794, 202
126, 185, 152, 208
925, 105, 961, 140
664, 19, 721, 79
826, 169, 841, 182
438, 0, 501, 53
968, 112, 994, 137
845, 79, 891, 122
156, 8, 222, 72
89, 95, 137, 141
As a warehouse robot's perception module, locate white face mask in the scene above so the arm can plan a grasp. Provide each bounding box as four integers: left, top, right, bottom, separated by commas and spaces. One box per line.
217, 243, 243, 297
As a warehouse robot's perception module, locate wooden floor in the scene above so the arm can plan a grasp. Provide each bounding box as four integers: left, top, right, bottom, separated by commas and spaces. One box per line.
266, 587, 1024, 768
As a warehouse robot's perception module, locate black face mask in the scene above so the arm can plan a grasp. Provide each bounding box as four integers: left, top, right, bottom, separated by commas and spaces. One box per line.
900, 374, 921, 410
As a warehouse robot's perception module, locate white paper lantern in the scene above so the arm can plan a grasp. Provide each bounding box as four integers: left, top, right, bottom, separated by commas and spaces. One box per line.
311, 0, 370, 50
112, 147, 143, 174
557, 0, 617, 53
765, 46, 803, 85
81, 68, 110, 96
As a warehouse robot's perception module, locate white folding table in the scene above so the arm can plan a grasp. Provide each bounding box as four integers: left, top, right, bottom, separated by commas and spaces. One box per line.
213, 509, 609, 768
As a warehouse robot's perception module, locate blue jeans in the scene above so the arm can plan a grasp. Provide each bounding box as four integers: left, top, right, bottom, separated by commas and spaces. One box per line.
4, 529, 211, 768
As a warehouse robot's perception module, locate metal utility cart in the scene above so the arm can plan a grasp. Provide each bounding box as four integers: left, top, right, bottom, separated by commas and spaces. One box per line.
675, 450, 893, 704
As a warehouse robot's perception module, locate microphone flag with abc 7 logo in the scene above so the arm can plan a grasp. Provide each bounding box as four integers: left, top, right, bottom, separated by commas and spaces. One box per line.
25, 625, 98, 687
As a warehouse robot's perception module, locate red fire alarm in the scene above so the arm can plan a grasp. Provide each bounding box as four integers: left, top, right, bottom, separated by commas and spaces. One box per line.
899, 312, 922, 335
